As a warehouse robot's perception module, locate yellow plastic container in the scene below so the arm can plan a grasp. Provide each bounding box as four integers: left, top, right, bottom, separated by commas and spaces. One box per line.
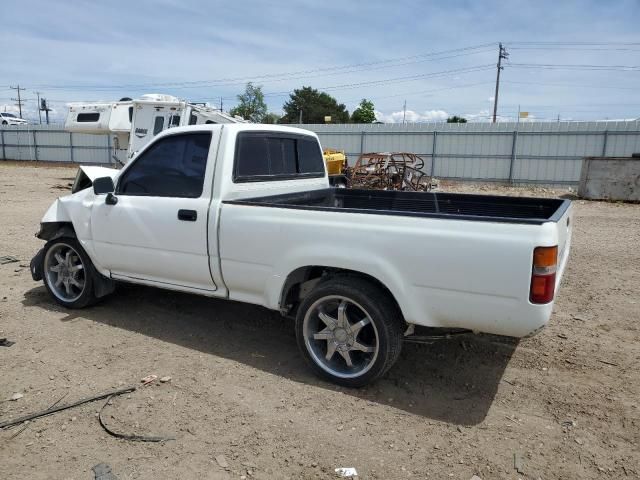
323, 149, 346, 175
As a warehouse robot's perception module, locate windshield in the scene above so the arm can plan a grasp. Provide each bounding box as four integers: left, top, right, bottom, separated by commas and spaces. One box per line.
2, 113, 17, 118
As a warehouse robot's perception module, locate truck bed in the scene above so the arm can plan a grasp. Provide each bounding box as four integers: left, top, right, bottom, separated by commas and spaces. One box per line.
225, 188, 571, 225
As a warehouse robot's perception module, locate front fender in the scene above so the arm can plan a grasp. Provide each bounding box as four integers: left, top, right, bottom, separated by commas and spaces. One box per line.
35, 188, 110, 277
41, 198, 72, 225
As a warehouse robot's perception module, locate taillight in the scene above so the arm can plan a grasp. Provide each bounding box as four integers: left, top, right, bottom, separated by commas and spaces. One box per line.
530, 246, 558, 304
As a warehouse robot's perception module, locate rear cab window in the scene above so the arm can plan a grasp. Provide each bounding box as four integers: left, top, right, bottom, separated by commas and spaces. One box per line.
233, 132, 324, 182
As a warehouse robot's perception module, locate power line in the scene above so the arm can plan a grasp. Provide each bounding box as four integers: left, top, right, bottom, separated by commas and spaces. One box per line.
507, 46, 640, 52
502, 80, 639, 91
508, 63, 640, 71
342, 81, 496, 103
255, 65, 495, 99
506, 41, 640, 46
502, 102, 640, 108
27, 43, 497, 91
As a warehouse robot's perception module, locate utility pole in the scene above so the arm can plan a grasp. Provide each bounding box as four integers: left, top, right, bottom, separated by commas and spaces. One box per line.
492, 43, 508, 123
10, 85, 26, 118
402, 100, 407, 124
35, 91, 43, 124
298, 109, 303, 124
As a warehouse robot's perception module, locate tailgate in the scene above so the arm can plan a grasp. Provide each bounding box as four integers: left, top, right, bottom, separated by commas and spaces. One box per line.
554, 202, 573, 287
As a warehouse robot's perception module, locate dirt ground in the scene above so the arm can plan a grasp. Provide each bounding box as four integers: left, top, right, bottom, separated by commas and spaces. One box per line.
0, 162, 638, 480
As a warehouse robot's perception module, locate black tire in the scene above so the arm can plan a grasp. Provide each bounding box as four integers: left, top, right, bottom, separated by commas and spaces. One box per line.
2, 121, 7, 125
41, 237, 98, 309
295, 275, 404, 387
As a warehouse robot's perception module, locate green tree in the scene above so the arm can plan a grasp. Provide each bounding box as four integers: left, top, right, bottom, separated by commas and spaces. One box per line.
229, 82, 267, 122
280, 86, 349, 124
262, 112, 281, 124
446, 115, 467, 123
351, 99, 376, 123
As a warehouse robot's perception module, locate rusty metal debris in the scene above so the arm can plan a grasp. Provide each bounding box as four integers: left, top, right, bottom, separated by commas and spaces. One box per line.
0, 386, 135, 429
98, 394, 175, 442
347, 152, 432, 191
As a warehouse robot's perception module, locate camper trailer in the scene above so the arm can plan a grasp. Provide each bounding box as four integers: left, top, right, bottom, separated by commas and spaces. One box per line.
65, 94, 244, 163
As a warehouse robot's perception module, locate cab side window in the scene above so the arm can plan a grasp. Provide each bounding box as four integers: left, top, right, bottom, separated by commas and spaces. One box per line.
234, 132, 325, 182
118, 133, 211, 198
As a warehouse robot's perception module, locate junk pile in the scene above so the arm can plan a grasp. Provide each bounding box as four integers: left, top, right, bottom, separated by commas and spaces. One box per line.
347, 152, 433, 191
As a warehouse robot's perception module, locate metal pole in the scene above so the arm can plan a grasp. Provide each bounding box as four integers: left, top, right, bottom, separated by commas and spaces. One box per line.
360, 131, 365, 155
10, 85, 26, 118
431, 131, 438, 177
35, 92, 42, 124
32, 130, 39, 161
1, 129, 5, 160
492, 43, 508, 123
107, 135, 112, 165
509, 130, 518, 183
601, 130, 608, 157
69, 132, 74, 163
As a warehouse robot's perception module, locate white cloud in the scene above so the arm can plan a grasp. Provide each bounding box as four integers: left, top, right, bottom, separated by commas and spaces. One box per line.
375, 109, 449, 124
463, 109, 516, 123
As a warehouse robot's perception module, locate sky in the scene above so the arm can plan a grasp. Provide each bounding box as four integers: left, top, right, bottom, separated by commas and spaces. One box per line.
1, 0, 639, 123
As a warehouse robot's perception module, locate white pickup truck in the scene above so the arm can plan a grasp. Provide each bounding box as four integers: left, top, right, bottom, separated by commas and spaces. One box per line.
30, 124, 573, 387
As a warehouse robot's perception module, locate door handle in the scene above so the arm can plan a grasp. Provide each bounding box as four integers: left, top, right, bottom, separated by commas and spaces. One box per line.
178, 209, 197, 222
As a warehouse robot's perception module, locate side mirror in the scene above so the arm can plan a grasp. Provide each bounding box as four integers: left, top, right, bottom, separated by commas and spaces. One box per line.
93, 176, 115, 195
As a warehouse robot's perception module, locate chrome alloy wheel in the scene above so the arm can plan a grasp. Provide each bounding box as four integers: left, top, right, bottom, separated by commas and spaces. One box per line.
44, 243, 86, 302
302, 295, 379, 379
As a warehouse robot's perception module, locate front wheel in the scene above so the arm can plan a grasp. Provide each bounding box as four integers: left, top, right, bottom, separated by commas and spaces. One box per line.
295, 276, 404, 387
42, 238, 97, 308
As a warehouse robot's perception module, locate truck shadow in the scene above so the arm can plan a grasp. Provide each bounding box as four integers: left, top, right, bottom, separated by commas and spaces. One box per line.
23, 284, 517, 426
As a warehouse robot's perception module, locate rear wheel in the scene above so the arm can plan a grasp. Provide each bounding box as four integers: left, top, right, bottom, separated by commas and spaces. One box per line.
295, 276, 404, 387
42, 238, 97, 308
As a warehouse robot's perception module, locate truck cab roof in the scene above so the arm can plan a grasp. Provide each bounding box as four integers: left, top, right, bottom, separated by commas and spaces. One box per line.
152, 123, 320, 138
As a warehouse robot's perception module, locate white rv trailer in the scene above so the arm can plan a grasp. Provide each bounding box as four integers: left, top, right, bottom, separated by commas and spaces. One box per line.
65, 94, 245, 163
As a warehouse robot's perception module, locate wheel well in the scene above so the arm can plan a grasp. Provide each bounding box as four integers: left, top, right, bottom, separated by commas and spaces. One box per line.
37, 222, 77, 241
280, 266, 402, 319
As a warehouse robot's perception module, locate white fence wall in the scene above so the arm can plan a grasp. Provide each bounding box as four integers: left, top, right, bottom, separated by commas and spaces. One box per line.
294, 120, 640, 185
2, 121, 640, 185
0, 125, 117, 165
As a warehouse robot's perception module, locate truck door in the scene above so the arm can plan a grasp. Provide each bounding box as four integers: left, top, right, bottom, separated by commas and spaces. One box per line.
91, 130, 221, 293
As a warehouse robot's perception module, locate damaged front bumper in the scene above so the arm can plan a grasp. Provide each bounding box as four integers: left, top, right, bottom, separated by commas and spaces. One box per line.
30, 248, 44, 281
